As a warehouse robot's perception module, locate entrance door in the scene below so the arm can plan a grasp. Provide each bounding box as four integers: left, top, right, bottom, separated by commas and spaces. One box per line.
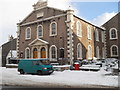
41, 47, 46, 58
33, 48, 38, 58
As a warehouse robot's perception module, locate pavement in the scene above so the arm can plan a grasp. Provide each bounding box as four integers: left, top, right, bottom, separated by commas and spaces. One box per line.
1, 83, 119, 89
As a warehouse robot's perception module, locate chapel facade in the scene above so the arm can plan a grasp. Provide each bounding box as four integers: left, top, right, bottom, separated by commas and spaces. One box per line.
17, 0, 106, 65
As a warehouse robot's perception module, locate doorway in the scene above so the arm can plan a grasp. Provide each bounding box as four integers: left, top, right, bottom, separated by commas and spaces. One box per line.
41, 47, 46, 58
33, 48, 38, 58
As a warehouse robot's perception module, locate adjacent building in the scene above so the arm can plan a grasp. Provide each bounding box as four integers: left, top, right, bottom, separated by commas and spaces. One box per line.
0, 46, 2, 67
102, 12, 120, 59
17, 0, 105, 65
1, 36, 17, 67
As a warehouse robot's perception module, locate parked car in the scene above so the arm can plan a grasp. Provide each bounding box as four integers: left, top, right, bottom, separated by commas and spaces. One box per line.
95, 61, 102, 67
18, 59, 54, 75
73, 60, 81, 66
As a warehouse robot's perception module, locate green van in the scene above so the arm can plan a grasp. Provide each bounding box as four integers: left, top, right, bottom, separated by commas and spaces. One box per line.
18, 59, 54, 75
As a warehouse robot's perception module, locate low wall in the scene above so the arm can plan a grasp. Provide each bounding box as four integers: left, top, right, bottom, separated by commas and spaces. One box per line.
6, 64, 18, 68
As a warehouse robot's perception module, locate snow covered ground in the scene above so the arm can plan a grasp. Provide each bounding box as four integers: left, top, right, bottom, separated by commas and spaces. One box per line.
0, 67, 118, 88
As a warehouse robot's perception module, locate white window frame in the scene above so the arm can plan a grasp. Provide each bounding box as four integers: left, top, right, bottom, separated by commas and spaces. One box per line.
96, 46, 100, 59
109, 28, 118, 40
96, 29, 99, 41
37, 25, 43, 38
49, 45, 57, 61
87, 25, 92, 40
77, 43, 82, 59
88, 45, 92, 59
76, 21, 82, 37
111, 45, 118, 57
25, 27, 31, 40
25, 47, 30, 59
50, 22, 57, 36
101, 31, 105, 42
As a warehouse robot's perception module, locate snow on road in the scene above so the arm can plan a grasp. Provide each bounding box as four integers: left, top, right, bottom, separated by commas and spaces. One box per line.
1, 67, 118, 88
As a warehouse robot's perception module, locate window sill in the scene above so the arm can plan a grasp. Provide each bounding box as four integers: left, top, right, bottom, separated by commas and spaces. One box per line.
50, 34, 57, 37
96, 40, 99, 42
111, 55, 118, 57
110, 38, 118, 40
25, 38, 31, 40
38, 36, 43, 38
77, 35, 82, 38
88, 38, 92, 40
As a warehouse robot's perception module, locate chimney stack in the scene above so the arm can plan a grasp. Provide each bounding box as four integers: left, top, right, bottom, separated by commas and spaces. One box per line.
9, 35, 14, 41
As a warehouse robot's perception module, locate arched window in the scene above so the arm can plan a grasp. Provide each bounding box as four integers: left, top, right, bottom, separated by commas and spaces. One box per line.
26, 27, 31, 39
33, 48, 38, 58
37, 25, 43, 38
88, 45, 92, 59
76, 21, 82, 37
50, 45, 57, 61
25, 47, 30, 59
87, 25, 91, 39
50, 22, 57, 36
95, 29, 99, 41
110, 28, 118, 39
96, 46, 100, 59
101, 31, 105, 42
111, 45, 118, 56
77, 43, 82, 59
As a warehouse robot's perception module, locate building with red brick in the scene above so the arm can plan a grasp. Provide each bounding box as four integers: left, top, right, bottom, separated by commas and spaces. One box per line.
17, 0, 105, 65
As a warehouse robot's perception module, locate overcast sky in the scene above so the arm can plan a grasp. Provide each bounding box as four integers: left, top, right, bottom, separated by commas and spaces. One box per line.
0, 0, 118, 46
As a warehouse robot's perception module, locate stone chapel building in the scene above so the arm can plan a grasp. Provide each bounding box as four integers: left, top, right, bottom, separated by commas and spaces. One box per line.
102, 12, 120, 59
17, 0, 106, 65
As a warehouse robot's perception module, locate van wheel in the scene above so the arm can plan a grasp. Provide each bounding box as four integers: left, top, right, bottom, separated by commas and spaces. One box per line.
37, 70, 42, 75
20, 69, 25, 74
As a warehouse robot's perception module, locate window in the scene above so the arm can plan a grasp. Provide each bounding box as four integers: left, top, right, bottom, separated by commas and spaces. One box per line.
50, 22, 57, 36
26, 27, 31, 39
101, 31, 105, 42
76, 21, 82, 37
25, 47, 30, 59
37, 12, 44, 18
102, 47, 105, 59
20, 51, 23, 58
96, 29, 99, 41
50, 45, 57, 60
87, 25, 91, 39
37, 25, 43, 38
77, 43, 82, 59
32, 61, 42, 65
96, 46, 100, 59
111, 45, 118, 57
60, 48, 64, 58
110, 28, 118, 39
88, 45, 92, 59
